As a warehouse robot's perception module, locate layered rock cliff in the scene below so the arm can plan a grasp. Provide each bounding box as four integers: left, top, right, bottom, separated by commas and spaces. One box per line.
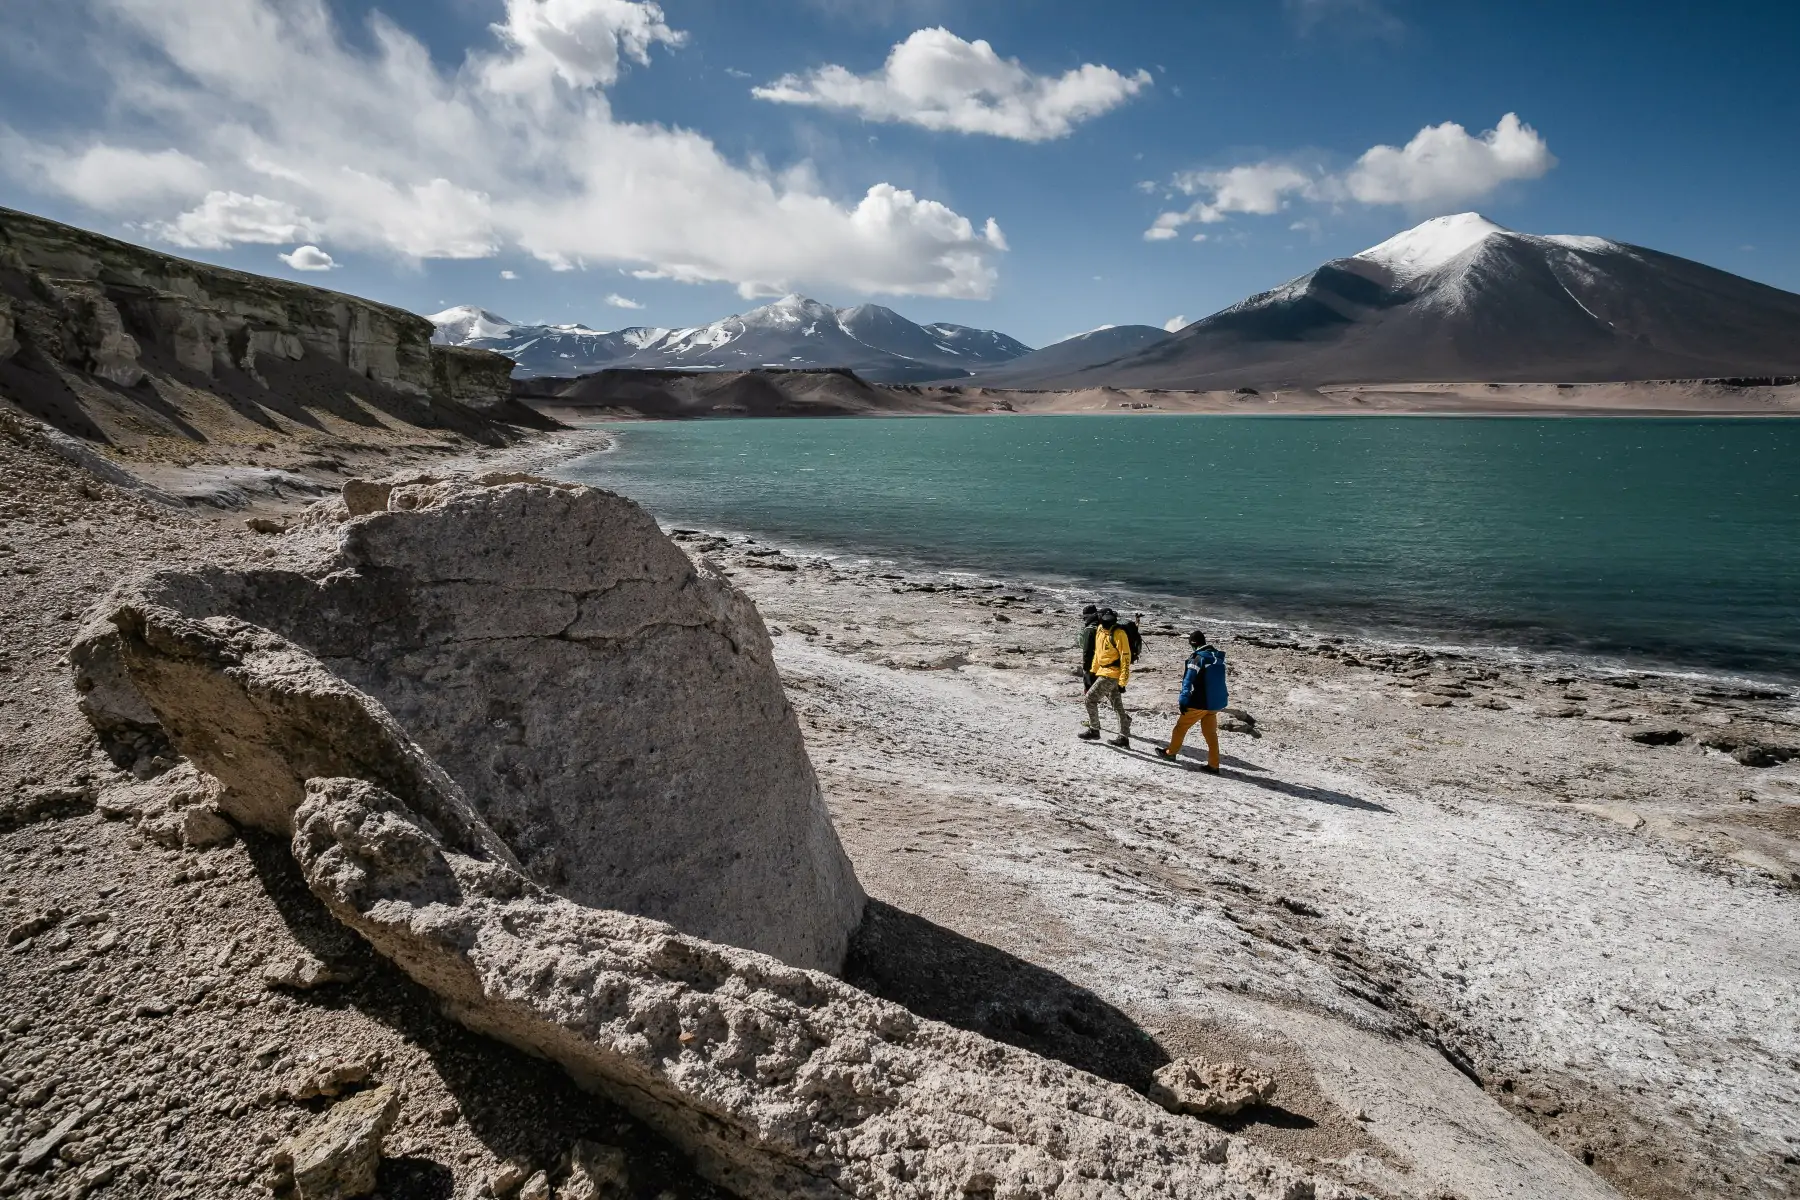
0, 206, 530, 446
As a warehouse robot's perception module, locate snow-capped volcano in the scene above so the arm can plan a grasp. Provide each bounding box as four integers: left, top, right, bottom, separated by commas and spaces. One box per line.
1352, 212, 1512, 279
1006, 213, 1800, 389
427, 306, 519, 345
429, 294, 1031, 382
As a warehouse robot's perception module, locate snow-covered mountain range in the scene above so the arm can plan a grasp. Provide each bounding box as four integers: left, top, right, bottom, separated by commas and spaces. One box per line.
991, 212, 1800, 389
429, 294, 1032, 383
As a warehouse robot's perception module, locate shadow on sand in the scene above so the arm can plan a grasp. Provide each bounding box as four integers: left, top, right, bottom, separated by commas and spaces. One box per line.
844, 900, 1170, 1092
1105, 741, 1394, 814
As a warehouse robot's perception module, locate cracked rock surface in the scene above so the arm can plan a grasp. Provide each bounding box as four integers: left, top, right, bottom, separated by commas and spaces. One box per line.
77, 476, 866, 973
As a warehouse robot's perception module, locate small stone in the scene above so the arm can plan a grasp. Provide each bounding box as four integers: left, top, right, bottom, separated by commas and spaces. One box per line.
262, 954, 357, 992
287, 1054, 379, 1100
489, 1161, 533, 1196
1148, 1058, 1277, 1118
269, 1083, 399, 1200
7, 908, 69, 945
518, 1170, 552, 1200
1629, 728, 1685, 746
134, 997, 175, 1018
180, 805, 236, 848
562, 1140, 628, 1200
18, 1101, 100, 1170
245, 517, 288, 535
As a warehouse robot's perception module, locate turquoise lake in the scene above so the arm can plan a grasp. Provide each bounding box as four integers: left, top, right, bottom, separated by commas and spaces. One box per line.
560, 416, 1800, 682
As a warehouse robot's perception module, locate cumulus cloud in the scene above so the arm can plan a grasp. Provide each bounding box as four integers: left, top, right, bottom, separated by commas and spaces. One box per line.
1144, 114, 1552, 241
500, 269, 519, 279
1342, 113, 1555, 206
6, 0, 1005, 299
604, 292, 643, 308
156, 192, 322, 249
278, 244, 337, 271
482, 0, 685, 96
753, 27, 1150, 142
1163, 315, 1187, 332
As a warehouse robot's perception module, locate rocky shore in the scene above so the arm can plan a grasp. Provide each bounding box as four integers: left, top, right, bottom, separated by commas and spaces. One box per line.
1, 390, 1796, 1200
637, 522, 1800, 1200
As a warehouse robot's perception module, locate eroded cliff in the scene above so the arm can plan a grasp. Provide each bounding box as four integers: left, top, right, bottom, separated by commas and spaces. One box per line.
0, 206, 533, 449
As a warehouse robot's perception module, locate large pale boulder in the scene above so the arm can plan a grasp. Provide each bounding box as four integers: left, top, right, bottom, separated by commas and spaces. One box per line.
78, 475, 864, 972
294, 776, 1356, 1200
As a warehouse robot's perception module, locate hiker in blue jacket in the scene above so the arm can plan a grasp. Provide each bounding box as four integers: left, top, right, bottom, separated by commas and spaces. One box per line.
1156, 630, 1226, 773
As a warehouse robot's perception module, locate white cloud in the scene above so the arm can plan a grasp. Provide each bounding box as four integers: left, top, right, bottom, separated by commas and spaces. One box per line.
20, 145, 210, 212
1343, 113, 1555, 207
1163, 315, 1187, 332
7, 0, 1005, 299
1144, 114, 1553, 241
482, 0, 685, 96
604, 292, 643, 308
753, 27, 1150, 142
156, 192, 322, 249
501, 269, 519, 279
278, 244, 337, 271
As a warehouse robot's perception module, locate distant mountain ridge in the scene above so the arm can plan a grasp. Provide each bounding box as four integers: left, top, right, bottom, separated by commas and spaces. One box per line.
429, 294, 1032, 383
1006, 213, 1800, 390
959, 325, 1173, 388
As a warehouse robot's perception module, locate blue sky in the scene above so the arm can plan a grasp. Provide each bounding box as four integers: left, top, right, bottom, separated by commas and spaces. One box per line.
2, 0, 1796, 347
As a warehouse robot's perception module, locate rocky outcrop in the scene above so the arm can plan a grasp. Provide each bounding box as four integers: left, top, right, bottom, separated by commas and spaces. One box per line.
77, 476, 865, 973
295, 775, 1355, 1200
0, 205, 439, 395
69, 472, 1358, 1200
0, 206, 553, 447
432, 344, 516, 413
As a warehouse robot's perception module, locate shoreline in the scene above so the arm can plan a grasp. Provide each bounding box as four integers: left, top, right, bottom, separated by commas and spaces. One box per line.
526, 375, 1800, 422
548, 435, 1800, 695
653, 497, 1800, 1200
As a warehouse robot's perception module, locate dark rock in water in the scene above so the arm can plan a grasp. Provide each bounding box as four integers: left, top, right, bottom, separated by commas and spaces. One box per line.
1629, 728, 1686, 746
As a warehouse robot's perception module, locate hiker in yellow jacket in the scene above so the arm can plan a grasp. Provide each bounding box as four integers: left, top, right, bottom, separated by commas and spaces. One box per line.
1078, 608, 1132, 747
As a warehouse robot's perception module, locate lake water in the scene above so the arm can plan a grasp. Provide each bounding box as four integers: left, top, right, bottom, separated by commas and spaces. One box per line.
560, 416, 1800, 682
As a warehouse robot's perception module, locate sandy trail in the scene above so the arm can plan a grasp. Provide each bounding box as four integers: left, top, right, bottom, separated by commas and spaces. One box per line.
688, 537, 1800, 1200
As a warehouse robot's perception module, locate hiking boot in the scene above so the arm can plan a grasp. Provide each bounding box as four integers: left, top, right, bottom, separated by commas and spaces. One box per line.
1077, 729, 1100, 741
1109, 735, 1131, 748
1153, 748, 1178, 761
1199, 765, 1221, 775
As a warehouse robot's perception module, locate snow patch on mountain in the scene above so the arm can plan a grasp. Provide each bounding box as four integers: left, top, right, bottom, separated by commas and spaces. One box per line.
1354, 212, 1509, 279
428, 306, 518, 344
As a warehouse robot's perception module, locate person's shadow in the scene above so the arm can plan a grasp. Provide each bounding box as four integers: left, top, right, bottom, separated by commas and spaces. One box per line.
1107, 740, 1393, 814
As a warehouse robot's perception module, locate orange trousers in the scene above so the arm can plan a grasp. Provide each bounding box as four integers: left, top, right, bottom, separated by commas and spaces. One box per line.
1168, 708, 1220, 768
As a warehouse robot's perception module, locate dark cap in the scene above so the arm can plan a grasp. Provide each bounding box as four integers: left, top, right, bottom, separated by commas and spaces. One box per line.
1098, 607, 1118, 625
1189, 629, 1207, 645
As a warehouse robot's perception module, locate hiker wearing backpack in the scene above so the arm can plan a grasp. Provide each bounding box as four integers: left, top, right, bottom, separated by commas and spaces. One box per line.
1156, 630, 1227, 773
1078, 605, 1101, 690
1079, 607, 1134, 747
